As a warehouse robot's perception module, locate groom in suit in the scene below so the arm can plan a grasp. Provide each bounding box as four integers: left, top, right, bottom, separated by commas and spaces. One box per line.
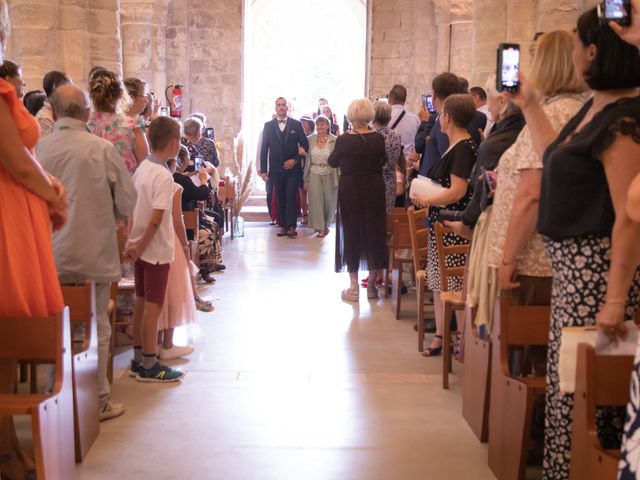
260, 97, 309, 237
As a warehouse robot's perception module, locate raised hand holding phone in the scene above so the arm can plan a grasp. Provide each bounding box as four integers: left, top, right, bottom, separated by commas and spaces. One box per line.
609, 0, 640, 48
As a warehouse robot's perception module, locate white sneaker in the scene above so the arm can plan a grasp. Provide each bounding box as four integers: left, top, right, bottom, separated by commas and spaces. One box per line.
99, 399, 125, 422
159, 344, 195, 360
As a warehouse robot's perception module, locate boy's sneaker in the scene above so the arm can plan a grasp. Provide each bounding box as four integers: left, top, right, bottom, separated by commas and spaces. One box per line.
99, 399, 125, 422
136, 362, 185, 383
128, 359, 141, 377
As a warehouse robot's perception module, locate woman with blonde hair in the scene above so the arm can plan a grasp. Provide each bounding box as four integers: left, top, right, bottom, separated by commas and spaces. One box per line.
304, 115, 338, 237
88, 69, 149, 173
328, 98, 387, 301
489, 30, 588, 305
0, 1, 68, 477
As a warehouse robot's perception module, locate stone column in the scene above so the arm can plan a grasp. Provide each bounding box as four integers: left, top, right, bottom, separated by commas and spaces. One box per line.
58, 0, 90, 85
6, 0, 60, 92
88, 0, 122, 79
120, 0, 168, 94
471, 0, 507, 86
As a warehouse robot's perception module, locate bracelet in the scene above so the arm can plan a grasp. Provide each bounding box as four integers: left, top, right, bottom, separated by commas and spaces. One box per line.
606, 299, 627, 305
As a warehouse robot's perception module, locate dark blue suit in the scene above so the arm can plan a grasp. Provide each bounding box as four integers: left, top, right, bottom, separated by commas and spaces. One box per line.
260, 117, 309, 229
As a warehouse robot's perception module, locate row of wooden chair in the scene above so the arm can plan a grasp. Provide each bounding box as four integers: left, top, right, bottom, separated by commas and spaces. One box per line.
397, 204, 636, 479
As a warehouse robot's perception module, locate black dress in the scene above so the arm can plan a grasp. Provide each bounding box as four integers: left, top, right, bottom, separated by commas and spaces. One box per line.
425, 138, 477, 292
328, 131, 387, 273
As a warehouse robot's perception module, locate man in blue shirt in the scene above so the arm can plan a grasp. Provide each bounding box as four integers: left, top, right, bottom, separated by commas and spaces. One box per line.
416, 73, 487, 176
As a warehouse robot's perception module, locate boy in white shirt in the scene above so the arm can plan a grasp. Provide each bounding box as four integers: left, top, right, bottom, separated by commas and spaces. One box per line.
125, 117, 185, 382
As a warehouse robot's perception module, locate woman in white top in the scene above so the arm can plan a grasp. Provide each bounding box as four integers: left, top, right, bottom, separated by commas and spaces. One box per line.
304, 115, 338, 237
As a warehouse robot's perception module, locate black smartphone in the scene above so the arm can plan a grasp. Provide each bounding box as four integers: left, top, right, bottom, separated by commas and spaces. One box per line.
484, 170, 497, 191
204, 127, 214, 139
603, 0, 631, 26
496, 43, 521, 93
422, 94, 436, 114
438, 209, 463, 222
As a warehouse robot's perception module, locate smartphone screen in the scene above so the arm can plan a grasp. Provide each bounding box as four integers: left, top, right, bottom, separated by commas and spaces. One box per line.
376, 97, 388, 103
497, 43, 521, 92
604, 0, 631, 26
204, 127, 214, 139
426, 95, 435, 114
194, 156, 203, 171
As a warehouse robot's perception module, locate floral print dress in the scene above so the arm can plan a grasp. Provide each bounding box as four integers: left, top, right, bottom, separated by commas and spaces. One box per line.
88, 111, 140, 174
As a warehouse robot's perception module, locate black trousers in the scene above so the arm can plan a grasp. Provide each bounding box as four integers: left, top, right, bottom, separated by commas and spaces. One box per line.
265, 177, 274, 218
274, 169, 299, 229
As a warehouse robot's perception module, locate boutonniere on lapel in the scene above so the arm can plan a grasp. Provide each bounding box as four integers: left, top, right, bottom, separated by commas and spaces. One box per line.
290, 130, 296, 134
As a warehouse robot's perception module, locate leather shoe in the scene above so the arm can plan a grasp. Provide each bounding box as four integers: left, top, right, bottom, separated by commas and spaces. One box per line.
286, 227, 297, 238
277, 228, 288, 237
213, 264, 226, 271
201, 272, 216, 283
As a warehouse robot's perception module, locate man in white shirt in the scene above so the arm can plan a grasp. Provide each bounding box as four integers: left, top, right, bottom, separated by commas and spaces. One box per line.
125, 117, 185, 383
37, 84, 137, 421
388, 84, 420, 159
470, 86, 495, 139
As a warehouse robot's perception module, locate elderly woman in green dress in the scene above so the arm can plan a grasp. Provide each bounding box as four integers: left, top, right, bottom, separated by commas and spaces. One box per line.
304, 115, 338, 237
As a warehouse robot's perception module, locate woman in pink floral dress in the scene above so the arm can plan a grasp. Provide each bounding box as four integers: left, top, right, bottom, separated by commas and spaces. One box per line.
88, 69, 149, 173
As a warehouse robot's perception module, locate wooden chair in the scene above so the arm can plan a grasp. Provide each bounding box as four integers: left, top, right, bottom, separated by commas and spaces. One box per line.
219, 176, 235, 238
569, 343, 634, 480
385, 208, 412, 318
406, 206, 430, 351
461, 303, 492, 442
433, 222, 469, 389
183, 210, 200, 265
61, 283, 100, 463
0, 309, 75, 480
488, 299, 550, 480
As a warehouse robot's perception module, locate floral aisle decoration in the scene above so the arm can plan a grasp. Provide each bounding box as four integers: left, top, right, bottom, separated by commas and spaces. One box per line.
225, 132, 254, 237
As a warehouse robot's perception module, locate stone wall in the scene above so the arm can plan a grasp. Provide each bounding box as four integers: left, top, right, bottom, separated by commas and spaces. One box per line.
7, 0, 122, 90
6, 0, 601, 164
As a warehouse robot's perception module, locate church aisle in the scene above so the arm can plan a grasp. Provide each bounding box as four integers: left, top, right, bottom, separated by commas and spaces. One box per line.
76, 224, 496, 480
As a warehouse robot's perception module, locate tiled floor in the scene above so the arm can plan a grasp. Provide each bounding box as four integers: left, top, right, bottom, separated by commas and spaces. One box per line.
75, 223, 496, 480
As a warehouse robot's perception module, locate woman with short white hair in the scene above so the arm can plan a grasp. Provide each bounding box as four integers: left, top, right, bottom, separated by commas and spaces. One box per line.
328, 98, 388, 302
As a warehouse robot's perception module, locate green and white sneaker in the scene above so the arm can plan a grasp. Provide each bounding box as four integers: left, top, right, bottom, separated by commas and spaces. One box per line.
136, 362, 185, 383
128, 359, 141, 377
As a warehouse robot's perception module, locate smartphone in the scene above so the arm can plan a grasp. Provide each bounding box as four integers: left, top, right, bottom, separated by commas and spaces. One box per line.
422, 94, 436, 114
159, 106, 170, 117
484, 170, 497, 191
376, 97, 388, 103
204, 127, 214, 139
496, 43, 521, 93
194, 156, 203, 171
603, 0, 631, 26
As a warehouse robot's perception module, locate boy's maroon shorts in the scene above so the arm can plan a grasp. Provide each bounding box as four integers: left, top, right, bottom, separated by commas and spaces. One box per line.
134, 260, 171, 304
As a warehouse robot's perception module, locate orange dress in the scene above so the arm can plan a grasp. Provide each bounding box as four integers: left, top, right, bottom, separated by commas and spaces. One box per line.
0, 79, 64, 316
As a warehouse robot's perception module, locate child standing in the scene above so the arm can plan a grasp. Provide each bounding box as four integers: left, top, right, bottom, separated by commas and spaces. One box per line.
125, 116, 185, 382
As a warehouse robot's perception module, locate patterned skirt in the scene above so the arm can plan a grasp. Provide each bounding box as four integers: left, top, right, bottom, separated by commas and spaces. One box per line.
544, 235, 640, 480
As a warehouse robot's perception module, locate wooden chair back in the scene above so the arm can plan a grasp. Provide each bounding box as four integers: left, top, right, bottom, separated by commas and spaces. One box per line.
433, 221, 469, 293
61, 283, 95, 354
183, 210, 199, 236
406, 206, 429, 276
570, 343, 634, 480
498, 301, 550, 377
386, 207, 408, 235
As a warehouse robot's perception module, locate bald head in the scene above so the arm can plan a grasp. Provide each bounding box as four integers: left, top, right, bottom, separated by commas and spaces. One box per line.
50, 84, 90, 121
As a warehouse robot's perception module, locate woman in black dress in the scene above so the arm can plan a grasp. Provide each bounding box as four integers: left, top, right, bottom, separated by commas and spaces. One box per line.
328, 98, 387, 302
512, 9, 640, 479
413, 94, 478, 356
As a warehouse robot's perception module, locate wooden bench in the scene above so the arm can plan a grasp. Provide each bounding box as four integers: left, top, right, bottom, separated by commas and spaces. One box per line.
570, 343, 634, 480
488, 299, 550, 480
61, 283, 100, 462
406, 206, 431, 351
0, 308, 75, 479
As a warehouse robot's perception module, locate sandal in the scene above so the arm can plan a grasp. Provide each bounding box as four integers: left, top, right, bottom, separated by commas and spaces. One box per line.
195, 297, 214, 312
422, 335, 443, 357
341, 288, 359, 303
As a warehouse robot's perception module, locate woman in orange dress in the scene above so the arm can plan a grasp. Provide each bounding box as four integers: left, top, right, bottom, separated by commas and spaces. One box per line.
0, 3, 67, 476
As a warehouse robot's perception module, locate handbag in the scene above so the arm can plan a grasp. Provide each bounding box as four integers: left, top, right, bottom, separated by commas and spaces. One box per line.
408, 175, 447, 204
